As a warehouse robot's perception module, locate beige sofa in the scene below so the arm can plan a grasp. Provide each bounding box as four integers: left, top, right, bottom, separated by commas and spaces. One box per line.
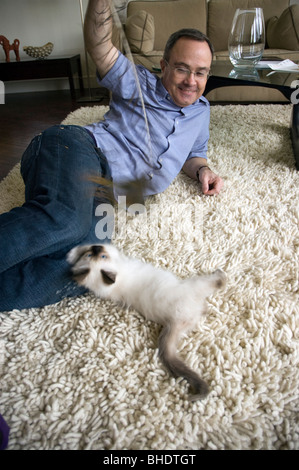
122, 0, 299, 102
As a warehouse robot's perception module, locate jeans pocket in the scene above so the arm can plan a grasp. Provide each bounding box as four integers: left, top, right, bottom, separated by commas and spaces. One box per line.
20, 133, 43, 182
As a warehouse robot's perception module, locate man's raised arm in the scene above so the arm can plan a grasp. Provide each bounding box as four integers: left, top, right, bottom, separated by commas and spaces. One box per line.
84, 0, 119, 78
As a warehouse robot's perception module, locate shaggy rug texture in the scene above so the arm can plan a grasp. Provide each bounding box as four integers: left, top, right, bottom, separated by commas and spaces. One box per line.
0, 104, 298, 450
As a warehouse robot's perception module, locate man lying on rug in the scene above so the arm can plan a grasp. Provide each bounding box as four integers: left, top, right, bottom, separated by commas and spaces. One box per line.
0, 0, 223, 311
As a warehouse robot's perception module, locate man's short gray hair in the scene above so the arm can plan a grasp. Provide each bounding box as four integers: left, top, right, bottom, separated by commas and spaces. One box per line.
163, 28, 214, 62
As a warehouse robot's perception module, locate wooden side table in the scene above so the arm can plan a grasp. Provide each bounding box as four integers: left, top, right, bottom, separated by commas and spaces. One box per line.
0, 54, 84, 99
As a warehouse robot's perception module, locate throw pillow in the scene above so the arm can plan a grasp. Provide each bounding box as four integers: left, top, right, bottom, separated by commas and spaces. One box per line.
267, 5, 299, 50
125, 10, 155, 54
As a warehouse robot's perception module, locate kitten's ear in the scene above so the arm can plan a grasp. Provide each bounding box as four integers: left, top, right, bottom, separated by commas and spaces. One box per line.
100, 269, 116, 285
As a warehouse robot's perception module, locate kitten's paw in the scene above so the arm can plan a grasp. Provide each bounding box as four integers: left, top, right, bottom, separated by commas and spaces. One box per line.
213, 269, 226, 289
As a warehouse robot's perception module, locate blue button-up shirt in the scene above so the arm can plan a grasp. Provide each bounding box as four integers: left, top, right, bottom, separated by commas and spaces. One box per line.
86, 53, 210, 198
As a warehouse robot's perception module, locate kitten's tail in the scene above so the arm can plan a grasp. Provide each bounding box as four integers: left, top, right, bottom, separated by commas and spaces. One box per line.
158, 324, 209, 401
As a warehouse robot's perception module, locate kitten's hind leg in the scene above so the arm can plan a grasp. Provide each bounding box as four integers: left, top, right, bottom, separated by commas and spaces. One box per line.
158, 323, 209, 400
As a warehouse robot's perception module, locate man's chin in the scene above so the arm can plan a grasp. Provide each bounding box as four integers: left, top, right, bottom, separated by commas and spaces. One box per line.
174, 89, 199, 107
174, 96, 196, 107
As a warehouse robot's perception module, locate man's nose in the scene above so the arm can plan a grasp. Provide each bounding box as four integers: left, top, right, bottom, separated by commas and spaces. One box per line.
184, 72, 197, 84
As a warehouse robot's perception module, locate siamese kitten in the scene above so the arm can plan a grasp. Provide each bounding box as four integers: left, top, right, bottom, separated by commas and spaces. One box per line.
67, 244, 226, 401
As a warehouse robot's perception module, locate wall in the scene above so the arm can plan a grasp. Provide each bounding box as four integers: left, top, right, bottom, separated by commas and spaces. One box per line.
0, 0, 94, 93
1, 0, 298, 93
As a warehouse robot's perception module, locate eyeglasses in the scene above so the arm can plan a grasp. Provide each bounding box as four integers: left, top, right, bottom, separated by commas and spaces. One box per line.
164, 60, 211, 80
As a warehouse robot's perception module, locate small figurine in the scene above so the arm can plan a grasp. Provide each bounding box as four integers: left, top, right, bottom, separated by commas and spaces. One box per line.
0, 35, 20, 62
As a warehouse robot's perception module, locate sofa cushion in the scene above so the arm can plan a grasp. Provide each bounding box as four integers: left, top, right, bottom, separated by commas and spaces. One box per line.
208, 0, 289, 52
127, 0, 207, 51
267, 6, 299, 51
125, 10, 155, 54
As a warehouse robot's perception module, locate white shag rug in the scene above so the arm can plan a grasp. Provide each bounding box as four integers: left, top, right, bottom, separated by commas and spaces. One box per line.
0, 104, 298, 450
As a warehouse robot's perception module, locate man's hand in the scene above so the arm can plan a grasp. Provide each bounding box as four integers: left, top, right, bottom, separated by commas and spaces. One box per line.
197, 166, 223, 196
183, 157, 223, 196
84, 0, 118, 78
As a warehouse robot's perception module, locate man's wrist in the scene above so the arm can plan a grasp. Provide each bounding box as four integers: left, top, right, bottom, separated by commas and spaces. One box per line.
196, 165, 211, 182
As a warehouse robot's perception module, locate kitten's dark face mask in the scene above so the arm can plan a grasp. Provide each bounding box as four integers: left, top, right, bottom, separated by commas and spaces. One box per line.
68, 244, 117, 286
100, 269, 116, 285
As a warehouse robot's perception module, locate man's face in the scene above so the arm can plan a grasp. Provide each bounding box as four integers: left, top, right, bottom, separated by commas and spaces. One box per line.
160, 37, 212, 108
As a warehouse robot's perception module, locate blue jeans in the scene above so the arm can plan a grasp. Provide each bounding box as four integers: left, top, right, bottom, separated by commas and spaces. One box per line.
0, 125, 114, 311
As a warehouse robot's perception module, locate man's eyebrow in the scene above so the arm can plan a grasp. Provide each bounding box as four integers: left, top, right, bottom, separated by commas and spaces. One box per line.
174, 62, 210, 71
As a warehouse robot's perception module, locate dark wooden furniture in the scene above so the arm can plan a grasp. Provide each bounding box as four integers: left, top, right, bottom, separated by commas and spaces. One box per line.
0, 54, 84, 99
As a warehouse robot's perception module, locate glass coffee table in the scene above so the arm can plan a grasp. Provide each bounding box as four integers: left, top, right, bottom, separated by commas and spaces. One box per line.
205, 60, 299, 169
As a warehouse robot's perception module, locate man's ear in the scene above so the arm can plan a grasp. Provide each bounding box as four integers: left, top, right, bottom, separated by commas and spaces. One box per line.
100, 269, 116, 285
160, 58, 166, 73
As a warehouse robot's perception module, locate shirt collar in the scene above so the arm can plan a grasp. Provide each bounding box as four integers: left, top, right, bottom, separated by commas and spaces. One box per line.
156, 78, 170, 102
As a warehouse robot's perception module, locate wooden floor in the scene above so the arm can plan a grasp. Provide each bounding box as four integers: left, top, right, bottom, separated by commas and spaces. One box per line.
0, 89, 110, 181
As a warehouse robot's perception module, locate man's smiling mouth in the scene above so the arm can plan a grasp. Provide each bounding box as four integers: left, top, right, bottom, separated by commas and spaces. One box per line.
179, 87, 197, 96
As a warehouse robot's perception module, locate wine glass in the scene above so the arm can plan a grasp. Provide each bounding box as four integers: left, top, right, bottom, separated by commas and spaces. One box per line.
228, 8, 265, 68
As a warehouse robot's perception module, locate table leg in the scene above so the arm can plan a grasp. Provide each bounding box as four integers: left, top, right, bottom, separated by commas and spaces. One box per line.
75, 55, 84, 95
291, 104, 299, 170
68, 56, 84, 100
68, 74, 76, 100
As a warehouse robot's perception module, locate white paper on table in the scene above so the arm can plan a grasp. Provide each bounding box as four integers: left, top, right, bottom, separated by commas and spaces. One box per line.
256, 59, 299, 72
